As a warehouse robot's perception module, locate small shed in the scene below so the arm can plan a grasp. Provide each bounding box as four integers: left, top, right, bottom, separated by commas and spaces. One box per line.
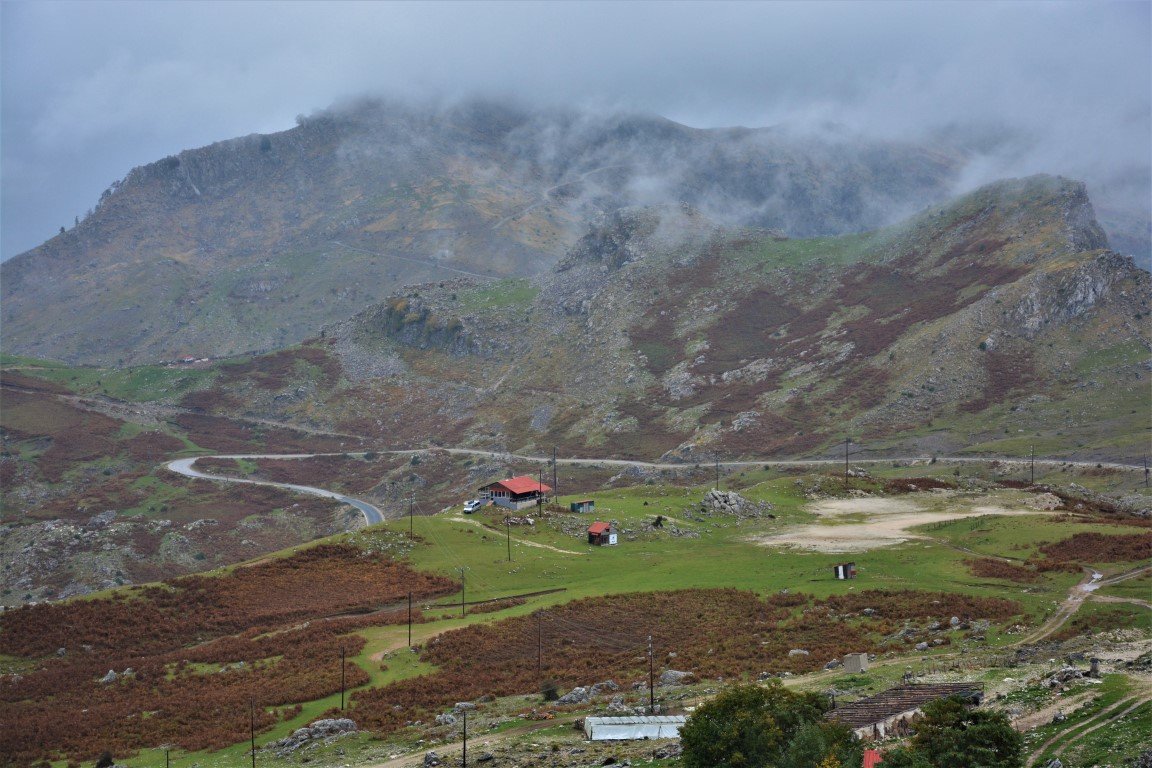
588, 521, 617, 546
844, 652, 870, 674
570, 499, 596, 514
833, 562, 857, 580
584, 715, 686, 741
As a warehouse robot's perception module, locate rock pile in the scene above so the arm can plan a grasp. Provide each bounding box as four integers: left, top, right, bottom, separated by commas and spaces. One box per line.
266, 718, 357, 757
697, 490, 774, 519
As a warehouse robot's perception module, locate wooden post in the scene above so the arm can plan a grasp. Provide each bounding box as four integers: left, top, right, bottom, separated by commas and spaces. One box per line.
648, 635, 655, 714
462, 709, 468, 767
459, 567, 466, 617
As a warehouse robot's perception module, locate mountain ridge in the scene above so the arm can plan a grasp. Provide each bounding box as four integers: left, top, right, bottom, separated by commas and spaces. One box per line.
177, 174, 1149, 463
1, 99, 968, 365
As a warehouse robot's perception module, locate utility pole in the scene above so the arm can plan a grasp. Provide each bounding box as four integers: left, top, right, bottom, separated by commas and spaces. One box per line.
647, 635, 655, 714
552, 446, 558, 500
339, 645, 346, 710
462, 709, 468, 767
458, 567, 466, 618
1030, 445, 1036, 485
506, 518, 512, 562
408, 591, 413, 648
165, 749, 170, 768
249, 702, 257, 768
538, 465, 544, 512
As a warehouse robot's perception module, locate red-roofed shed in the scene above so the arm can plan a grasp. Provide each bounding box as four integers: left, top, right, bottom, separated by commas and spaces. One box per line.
864, 749, 883, 768
479, 475, 552, 510
588, 521, 617, 546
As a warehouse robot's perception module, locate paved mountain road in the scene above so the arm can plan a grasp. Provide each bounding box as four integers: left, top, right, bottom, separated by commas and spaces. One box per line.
166, 448, 1145, 529
165, 456, 384, 525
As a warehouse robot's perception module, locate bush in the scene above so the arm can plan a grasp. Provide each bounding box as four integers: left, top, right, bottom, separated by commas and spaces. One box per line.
886, 696, 1022, 768
680, 681, 831, 768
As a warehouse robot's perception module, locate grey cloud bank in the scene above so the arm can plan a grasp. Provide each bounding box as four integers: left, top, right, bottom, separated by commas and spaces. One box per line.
2, 0, 1148, 260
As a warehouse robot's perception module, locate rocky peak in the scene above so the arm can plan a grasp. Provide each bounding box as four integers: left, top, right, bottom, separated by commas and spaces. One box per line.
556, 203, 713, 273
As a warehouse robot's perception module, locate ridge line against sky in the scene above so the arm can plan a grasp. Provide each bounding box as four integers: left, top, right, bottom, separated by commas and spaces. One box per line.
2, 0, 1149, 260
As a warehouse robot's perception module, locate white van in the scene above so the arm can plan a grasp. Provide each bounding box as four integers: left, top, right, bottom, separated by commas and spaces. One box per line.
463, 499, 484, 513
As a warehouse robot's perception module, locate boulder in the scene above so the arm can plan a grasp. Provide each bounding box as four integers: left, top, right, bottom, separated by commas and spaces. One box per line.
787, 649, 810, 657
658, 670, 692, 686
590, 680, 620, 696
557, 686, 591, 705
99, 669, 119, 684
424, 752, 443, 767
435, 713, 457, 726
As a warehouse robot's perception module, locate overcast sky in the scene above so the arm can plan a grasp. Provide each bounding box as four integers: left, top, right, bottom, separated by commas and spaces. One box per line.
2, 0, 1149, 260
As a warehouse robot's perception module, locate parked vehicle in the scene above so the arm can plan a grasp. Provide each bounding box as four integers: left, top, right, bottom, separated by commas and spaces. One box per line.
463, 499, 484, 513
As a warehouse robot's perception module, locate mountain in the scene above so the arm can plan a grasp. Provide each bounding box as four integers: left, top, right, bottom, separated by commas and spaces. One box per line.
3, 174, 1148, 604
0, 99, 967, 365
181, 175, 1151, 462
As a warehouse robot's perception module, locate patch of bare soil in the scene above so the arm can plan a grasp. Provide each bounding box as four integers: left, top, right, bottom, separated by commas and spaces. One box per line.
754, 494, 1044, 553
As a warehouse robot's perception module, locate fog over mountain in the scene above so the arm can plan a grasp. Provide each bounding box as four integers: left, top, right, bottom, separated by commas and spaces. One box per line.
2, 1, 1149, 262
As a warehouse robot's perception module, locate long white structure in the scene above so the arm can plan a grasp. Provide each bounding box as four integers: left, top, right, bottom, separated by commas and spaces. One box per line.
583, 716, 686, 741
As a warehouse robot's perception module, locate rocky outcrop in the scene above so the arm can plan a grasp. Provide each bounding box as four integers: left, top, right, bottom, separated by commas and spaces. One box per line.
1007, 251, 1149, 338
266, 718, 357, 757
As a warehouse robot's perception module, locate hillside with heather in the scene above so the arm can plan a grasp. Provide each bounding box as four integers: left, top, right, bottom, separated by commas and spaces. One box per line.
0, 100, 968, 365
175, 175, 1150, 463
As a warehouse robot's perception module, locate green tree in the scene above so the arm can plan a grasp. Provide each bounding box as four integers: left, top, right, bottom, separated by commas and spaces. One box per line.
680, 681, 832, 768
781, 721, 862, 768
889, 696, 1023, 768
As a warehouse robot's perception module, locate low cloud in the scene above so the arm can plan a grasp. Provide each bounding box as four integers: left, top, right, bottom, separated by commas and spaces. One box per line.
3, 1, 1147, 259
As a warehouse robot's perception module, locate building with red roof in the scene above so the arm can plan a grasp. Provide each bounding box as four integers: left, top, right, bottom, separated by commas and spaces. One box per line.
587, 521, 617, 546
479, 475, 552, 510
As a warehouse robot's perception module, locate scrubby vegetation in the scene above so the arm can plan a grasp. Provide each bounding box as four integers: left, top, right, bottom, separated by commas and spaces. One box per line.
0, 544, 456, 764
351, 588, 1022, 737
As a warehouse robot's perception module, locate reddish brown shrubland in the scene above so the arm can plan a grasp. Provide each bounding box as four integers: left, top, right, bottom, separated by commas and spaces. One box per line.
352, 588, 1022, 737
0, 544, 456, 766
965, 558, 1041, 583
1035, 532, 1152, 565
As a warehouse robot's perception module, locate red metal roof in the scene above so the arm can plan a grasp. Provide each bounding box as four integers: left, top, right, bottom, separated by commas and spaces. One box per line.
485, 475, 552, 495
864, 749, 883, 768
588, 522, 611, 535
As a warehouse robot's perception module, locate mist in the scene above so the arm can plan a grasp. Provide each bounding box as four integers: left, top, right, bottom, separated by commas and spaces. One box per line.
2, 1, 1148, 260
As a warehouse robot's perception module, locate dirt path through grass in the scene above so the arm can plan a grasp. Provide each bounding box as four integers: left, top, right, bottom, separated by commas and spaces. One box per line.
446, 516, 587, 555
1025, 691, 1152, 767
